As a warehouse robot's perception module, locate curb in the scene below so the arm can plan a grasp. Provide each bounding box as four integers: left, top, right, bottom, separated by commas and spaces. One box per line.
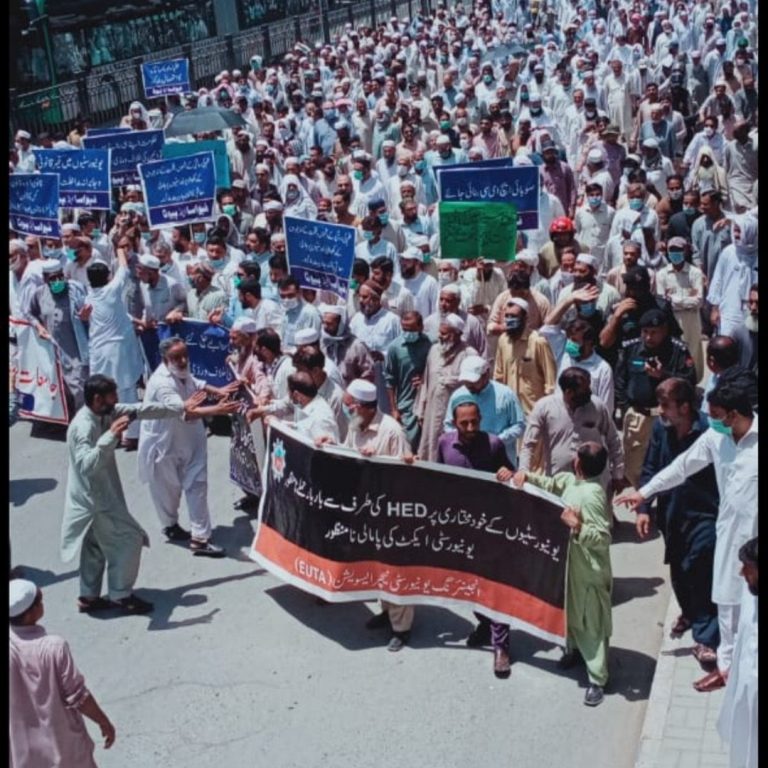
634, 589, 680, 768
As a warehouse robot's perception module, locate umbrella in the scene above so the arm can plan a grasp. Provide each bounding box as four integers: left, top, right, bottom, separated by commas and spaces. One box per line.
164, 107, 247, 138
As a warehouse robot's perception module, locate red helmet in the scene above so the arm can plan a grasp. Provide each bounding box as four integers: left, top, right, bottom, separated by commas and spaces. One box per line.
549, 216, 575, 234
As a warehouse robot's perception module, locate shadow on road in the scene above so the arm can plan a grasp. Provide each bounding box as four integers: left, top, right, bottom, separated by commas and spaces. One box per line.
82, 569, 265, 630
612, 576, 665, 607
611, 520, 660, 544
212, 514, 258, 559
11, 565, 79, 587
10, 478, 58, 507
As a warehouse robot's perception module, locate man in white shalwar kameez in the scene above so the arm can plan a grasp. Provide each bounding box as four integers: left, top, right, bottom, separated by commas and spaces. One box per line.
62, 375, 200, 615
138, 337, 240, 557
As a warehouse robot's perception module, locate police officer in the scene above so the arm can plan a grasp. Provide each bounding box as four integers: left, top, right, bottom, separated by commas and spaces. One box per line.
599, 266, 683, 367
615, 308, 697, 488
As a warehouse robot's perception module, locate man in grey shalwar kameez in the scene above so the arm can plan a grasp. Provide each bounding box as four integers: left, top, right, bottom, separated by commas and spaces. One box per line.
62, 374, 204, 615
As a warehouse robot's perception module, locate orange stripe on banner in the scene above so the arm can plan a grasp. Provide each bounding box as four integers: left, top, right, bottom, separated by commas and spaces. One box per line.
254, 524, 565, 637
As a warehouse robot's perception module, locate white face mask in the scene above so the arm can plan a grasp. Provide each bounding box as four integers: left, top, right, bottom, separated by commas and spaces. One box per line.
281, 296, 300, 311
397, 165, 409, 176
703, 126, 715, 138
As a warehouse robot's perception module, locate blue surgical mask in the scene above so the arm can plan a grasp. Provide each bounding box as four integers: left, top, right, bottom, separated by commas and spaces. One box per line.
709, 417, 733, 436
141, 232, 152, 242
629, 198, 644, 211
683, 206, 697, 216
378, 213, 389, 227
362, 230, 375, 241
505, 317, 523, 332
49, 279, 67, 295
414, 160, 426, 172
588, 197, 602, 208
579, 301, 596, 316
92, 228, 101, 238
209, 259, 226, 270
565, 339, 582, 358
66, 248, 77, 262
668, 250, 685, 265
193, 232, 206, 244
403, 330, 420, 343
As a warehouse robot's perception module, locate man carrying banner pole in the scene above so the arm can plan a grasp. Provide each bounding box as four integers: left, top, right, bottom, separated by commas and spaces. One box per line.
339, 378, 415, 652
436, 396, 516, 678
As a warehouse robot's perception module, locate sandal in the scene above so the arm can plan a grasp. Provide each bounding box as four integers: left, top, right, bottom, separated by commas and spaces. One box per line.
692, 643, 718, 666
670, 614, 691, 638
77, 596, 115, 613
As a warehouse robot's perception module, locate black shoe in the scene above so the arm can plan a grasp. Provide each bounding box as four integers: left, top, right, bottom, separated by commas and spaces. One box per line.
163, 524, 191, 542
114, 594, 153, 615
387, 631, 410, 652
190, 539, 226, 558
365, 611, 390, 630
558, 649, 583, 669
584, 684, 604, 707
466, 622, 492, 648
234, 495, 260, 511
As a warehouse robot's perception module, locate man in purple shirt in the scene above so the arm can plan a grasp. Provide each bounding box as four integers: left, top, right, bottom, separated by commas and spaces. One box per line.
436, 397, 515, 679
541, 141, 577, 219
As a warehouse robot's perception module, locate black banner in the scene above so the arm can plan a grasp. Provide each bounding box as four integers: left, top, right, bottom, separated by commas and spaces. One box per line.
251, 422, 571, 642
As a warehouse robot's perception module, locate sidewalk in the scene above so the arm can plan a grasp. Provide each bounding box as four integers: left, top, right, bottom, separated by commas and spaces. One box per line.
635, 593, 730, 768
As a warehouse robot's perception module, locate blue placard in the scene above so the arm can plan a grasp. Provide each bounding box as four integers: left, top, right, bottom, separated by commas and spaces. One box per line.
162, 139, 230, 190
138, 151, 216, 228
141, 58, 191, 99
82, 129, 165, 186
156, 320, 233, 387
36, 149, 112, 210
284, 216, 357, 300
9, 173, 61, 238
86, 127, 132, 138
438, 165, 540, 230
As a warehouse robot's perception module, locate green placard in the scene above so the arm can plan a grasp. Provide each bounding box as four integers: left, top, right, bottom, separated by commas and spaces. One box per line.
439, 201, 518, 261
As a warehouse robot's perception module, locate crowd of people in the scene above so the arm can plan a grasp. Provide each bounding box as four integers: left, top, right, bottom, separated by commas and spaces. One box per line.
10, 0, 757, 763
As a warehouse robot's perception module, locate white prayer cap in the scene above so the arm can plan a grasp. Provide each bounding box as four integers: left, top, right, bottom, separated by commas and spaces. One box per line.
440, 283, 462, 296
586, 148, 604, 163
642, 137, 659, 149
515, 249, 538, 267
295, 327, 320, 345
41, 259, 63, 274
9, 579, 37, 618
507, 297, 529, 313
459, 355, 489, 383
513, 154, 533, 167
138, 254, 161, 270
439, 258, 461, 270
401, 246, 424, 262
576, 253, 598, 269
442, 313, 465, 333
231, 316, 259, 334
232, 179, 247, 190
411, 234, 429, 249
61, 223, 80, 234
15, 130, 31, 140
264, 201, 283, 212
319, 303, 345, 317
9, 238, 28, 254
347, 378, 378, 403
255, 163, 270, 174
382, 139, 396, 149
436, 135, 451, 145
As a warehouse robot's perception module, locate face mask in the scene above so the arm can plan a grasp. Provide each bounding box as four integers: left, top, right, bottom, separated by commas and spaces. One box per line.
141, 232, 152, 242
414, 160, 426, 172
459, 138, 470, 150
565, 339, 582, 359
281, 296, 300, 311
683, 206, 697, 216
438, 272, 454, 286
588, 196, 602, 208
668, 189, 683, 201
210, 259, 226, 270
397, 165, 409, 177
325, 109, 336, 120
49, 279, 67, 295
286, 188, 300, 202
709, 416, 732, 436
378, 213, 389, 227
579, 301, 596, 316
362, 230, 375, 241
703, 127, 715, 138
629, 198, 644, 211
348, 279, 359, 292
483, 74, 493, 84
560, 271, 575, 285
160, 263, 172, 274
65, 247, 78, 262
520, 92, 530, 102
353, 170, 364, 181
193, 232, 206, 244
403, 330, 420, 343
530, 107, 542, 116
233, 276, 243, 288
222, 204, 237, 216
668, 250, 685, 266
92, 228, 101, 238
505, 317, 523, 332
342, 403, 354, 421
